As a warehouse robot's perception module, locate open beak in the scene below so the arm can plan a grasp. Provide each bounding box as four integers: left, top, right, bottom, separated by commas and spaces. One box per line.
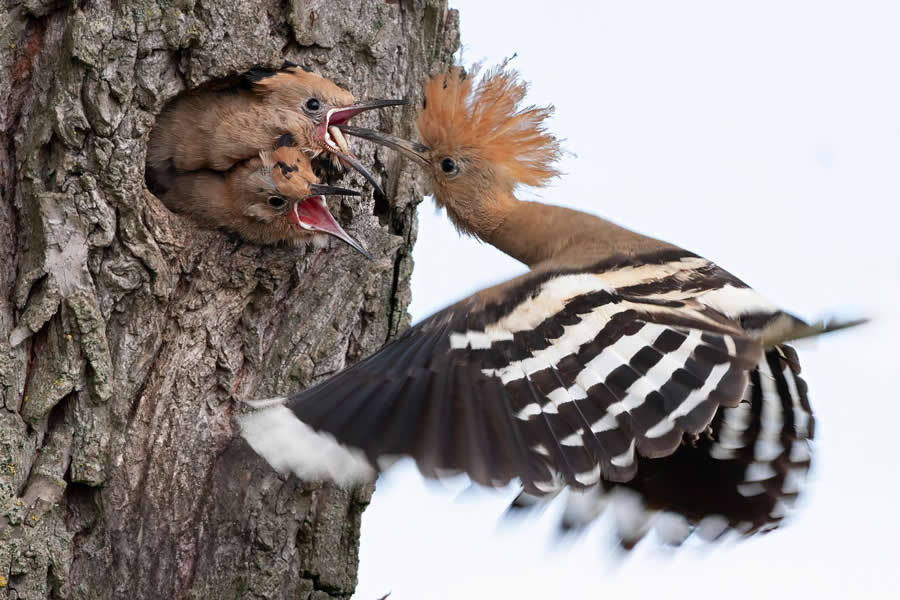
288, 196, 372, 260
335, 125, 431, 167
319, 99, 407, 198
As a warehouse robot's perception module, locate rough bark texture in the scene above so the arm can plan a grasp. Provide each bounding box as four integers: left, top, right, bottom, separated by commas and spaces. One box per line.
0, 1, 458, 598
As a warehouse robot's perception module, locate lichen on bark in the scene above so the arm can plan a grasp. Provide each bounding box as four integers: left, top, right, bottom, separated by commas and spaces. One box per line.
0, 1, 459, 598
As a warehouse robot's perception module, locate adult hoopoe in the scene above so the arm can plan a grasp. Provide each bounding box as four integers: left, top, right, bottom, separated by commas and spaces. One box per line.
146, 61, 405, 197
239, 65, 863, 547
161, 141, 368, 255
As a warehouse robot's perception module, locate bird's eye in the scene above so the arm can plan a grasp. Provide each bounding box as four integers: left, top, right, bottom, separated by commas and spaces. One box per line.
305, 98, 321, 111
440, 157, 458, 175
267, 195, 287, 209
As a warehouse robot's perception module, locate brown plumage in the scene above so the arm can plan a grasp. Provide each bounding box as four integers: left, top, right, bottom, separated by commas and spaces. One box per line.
146, 63, 404, 196
247, 66, 354, 124
415, 65, 562, 240
241, 64, 863, 550
161, 143, 369, 255
340, 64, 684, 267
417, 65, 562, 189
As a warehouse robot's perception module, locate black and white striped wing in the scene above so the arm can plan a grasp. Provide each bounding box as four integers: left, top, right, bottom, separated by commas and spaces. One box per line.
549, 344, 815, 547
240, 250, 764, 496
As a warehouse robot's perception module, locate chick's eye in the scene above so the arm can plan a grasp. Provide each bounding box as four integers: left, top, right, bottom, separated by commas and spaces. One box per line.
305, 98, 321, 111
267, 195, 287, 209
440, 157, 458, 175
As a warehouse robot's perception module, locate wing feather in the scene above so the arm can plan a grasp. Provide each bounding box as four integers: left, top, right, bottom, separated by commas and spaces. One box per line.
239, 250, 830, 548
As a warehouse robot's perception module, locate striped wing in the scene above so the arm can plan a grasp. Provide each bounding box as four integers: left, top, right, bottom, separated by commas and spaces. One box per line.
241, 250, 770, 499
546, 345, 815, 547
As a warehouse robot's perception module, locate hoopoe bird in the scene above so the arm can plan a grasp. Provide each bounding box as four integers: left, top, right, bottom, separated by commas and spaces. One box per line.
239, 65, 863, 547
146, 61, 405, 197
161, 141, 369, 255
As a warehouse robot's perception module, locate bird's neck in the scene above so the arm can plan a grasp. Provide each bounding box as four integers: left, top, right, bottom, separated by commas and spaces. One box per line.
469, 190, 676, 268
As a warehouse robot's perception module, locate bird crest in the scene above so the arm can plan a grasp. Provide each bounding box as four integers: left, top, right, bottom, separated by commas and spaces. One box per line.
417, 63, 562, 190
258, 146, 317, 197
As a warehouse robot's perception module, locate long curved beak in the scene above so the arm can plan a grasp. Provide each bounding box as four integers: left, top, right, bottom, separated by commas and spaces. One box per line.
319, 100, 407, 198
324, 148, 386, 199
289, 196, 373, 260
336, 125, 431, 167
307, 183, 361, 197
326, 99, 408, 126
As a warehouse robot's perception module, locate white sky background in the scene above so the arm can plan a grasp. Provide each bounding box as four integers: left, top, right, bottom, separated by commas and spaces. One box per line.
355, 1, 900, 598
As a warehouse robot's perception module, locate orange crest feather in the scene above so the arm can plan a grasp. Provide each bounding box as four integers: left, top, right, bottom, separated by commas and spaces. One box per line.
261, 146, 317, 198
271, 146, 317, 196
417, 63, 561, 189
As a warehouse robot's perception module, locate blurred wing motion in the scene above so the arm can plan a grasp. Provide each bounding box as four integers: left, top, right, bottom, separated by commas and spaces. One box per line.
241, 248, 850, 546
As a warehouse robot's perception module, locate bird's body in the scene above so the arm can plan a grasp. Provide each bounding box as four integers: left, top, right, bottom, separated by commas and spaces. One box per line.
146, 62, 405, 197
240, 65, 861, 547
160, 143, 368, 253
148, 92, 317, 174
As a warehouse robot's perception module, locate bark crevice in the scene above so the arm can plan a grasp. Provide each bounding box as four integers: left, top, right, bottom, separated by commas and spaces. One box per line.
0, 1, 459, 598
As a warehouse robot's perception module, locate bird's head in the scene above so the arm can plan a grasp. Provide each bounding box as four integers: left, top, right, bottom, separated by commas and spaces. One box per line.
245, 63, 407, 196
228, 142, 370, 257
338, 64, 561, 234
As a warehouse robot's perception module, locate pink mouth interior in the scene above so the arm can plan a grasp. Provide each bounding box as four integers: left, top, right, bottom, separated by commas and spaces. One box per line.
328, 107, 365, 127
289, 196, 338, 231
287, 196, 368, 257
319, 107, 366, 141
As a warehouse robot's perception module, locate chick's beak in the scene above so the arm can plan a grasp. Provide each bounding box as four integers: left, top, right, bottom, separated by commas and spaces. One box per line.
335, 125, 431, 167
288, 196, 372, 260
307, 183, 361, 197
319, 99, 407, 198
325, 149, 386, 199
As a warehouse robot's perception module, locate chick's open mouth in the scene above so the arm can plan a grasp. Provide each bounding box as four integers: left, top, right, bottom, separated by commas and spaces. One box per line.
315, 99, 407, 198
286, 195, 371, 259
323, 110, 352, 155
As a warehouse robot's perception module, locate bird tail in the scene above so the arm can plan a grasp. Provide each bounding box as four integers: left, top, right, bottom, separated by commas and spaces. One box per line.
514, 344, 816, 548
238, 396, 377, 487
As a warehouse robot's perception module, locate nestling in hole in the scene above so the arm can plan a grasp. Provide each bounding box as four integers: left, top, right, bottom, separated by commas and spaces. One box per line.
143, 62, 405, 255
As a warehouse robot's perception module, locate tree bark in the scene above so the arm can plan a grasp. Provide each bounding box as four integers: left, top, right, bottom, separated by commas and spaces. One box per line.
0, 1, 458, 598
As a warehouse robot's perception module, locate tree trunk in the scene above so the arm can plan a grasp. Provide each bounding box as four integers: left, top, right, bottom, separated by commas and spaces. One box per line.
0, 1, 458, 598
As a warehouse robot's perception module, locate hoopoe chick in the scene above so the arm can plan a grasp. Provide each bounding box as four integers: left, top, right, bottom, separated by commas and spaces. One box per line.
146, 62, 405, 197
240, 65, 864, 549
161, 143, 370, 256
